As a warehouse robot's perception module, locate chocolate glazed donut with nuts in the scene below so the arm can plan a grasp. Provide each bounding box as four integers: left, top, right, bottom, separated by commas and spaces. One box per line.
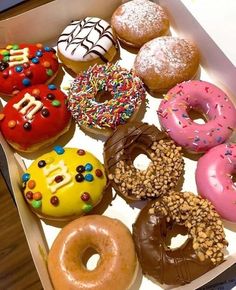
133, 191, 228, 285
103, 122, 184, 202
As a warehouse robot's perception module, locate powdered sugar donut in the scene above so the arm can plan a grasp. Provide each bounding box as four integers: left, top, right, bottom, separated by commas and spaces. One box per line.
158, 80, 236, 153
0, 84, 71, 152
57, 17, 118, 73
0, 43, 59, 96
196, 143, 236, 222
134, 36, 199, 93
111, 0, 169, 48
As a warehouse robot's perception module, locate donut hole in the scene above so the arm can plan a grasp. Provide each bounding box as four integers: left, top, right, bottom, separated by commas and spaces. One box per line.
82, 247, 101, 271
188, 108, 207, 124
132, 147, 152, 171
95, 90, 113, 103
164, 224, 189, 250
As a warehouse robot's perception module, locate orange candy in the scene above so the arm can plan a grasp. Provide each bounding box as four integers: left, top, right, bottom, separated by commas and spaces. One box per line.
33, 192, 42, 200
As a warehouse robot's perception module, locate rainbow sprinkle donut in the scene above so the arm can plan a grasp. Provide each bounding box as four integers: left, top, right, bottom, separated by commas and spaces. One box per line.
67, 63, 146, 135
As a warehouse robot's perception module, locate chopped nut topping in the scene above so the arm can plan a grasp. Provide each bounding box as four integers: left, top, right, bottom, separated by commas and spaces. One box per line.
149, 191, 228, 265
108, 139, 184, 199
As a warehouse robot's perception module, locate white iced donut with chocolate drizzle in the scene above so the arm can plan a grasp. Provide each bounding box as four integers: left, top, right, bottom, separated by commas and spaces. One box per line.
57, 17, 118, 73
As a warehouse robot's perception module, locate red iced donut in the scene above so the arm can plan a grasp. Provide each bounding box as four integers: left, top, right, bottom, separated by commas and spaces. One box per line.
0, 84, 71, 152
0, 43, 59, 96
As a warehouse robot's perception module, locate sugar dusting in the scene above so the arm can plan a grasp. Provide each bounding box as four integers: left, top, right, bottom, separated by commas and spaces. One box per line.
114, 0, 168, 37
135, 36, 198, 76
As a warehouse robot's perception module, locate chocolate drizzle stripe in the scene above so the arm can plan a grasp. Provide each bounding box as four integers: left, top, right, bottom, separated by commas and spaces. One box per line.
58, 17, 117, 60
104, 123, 167, 171
104, 123, 151, 170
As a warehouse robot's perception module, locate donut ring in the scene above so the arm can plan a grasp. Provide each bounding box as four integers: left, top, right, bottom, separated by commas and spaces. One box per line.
196, 143, 236, 222
158, 80, 236, 153
133, 191, 228, 285
0, 43, 59, 96
68, 63, 146, 135
104, 122, 184, 201
48, 215, 138, 290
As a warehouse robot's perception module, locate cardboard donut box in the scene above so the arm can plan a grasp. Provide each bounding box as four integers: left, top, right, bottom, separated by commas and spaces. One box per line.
0, 0, 236, 289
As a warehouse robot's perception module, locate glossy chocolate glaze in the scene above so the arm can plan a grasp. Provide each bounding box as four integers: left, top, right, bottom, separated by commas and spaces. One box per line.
132, 200, 215, 285
103, 122, 167, 201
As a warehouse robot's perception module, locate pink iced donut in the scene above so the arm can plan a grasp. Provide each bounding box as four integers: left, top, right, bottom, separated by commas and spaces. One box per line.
158, 80, 236, 153
196, 143, 236, 222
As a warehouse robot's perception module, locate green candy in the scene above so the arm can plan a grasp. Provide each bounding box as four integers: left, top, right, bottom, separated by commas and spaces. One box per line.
52, 100, 61, 107
46, 69, 53, 76
3, 56, 10, 62
12, 44, 19, 50
1, 51, 10, 56
32, 200, 42, 209
83, 204, 93, 213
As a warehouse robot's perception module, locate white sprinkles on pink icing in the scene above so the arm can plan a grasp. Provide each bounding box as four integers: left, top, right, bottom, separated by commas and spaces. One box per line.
158, 80, 236, 153
196, 143, 236, 222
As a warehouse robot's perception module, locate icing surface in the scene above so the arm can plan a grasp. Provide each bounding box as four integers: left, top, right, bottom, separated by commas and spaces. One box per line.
48, 215, 137, 290
158, 80, 236, 153
68, 63, 146, 130
22, 147, 107, 219
196, 143, 236, 222
133, 192, 227, 285
104, 122, 184, 201
0, 44, 58, 95
57, 17, 117, 62
0, 84, 71, 151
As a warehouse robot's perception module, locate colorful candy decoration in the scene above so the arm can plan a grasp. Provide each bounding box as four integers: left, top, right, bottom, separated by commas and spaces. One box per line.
0, 43, 59, 96
22, 147, 106, 221
0, 85, 71, 152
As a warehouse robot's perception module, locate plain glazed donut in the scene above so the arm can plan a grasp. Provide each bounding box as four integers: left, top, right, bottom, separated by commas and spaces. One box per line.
158, 80, 236, 153
111, 0, 169, 48
196, 143, 236, 222
134, 36, 199, 93
104, 122, 184, 202
48, 215, 138, 290
0, 43, 59, 96
133, 191, 228, 285
68, 63, 146, 136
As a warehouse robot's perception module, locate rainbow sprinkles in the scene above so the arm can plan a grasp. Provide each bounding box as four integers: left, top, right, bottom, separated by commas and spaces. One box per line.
67, 63, 146, 131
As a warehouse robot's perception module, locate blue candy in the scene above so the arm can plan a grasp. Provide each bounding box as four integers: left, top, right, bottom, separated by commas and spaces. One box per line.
22, 173, 30, 182
84, 174, 94, 182
85, 163, 93, 172
53, 145, 65, 155
48, 84, 57, 90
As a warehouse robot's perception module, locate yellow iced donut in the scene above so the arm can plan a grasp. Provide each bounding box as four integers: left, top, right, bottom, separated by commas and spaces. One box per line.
22, 146, 107, 221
